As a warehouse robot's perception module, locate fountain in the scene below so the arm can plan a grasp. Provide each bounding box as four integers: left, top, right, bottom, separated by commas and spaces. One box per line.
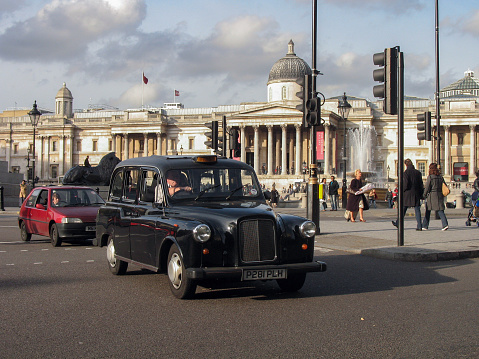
346, 121, 380, 181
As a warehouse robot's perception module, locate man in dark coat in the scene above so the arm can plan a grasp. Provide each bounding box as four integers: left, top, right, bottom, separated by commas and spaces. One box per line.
392, 158, 424, 230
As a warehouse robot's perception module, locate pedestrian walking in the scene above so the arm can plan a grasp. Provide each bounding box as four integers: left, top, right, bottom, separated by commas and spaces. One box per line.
392, 158, 424, 231
19, 180, 27, 207
320, 178, 327, 211
392, 185, 399, 208
328, 175, 339, 211
385, 187, 394, 208
270, 186, 279, 208
346, 169, 369, 222
422, 163, 449, 230
368, 189, 378, 209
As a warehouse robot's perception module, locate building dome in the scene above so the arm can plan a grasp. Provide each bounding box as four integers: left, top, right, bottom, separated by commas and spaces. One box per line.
267, 40, 312, 85
56, 83, 73, 100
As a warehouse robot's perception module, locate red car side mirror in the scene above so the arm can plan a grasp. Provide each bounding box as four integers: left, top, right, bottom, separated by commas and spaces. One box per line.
35, 203, 46, 210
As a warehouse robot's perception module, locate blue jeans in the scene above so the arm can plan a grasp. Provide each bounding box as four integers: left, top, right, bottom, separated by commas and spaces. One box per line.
422, 209, 448, 229
330, 194, 338, 210
396, 206, 422, 230
388, 199, 393, 208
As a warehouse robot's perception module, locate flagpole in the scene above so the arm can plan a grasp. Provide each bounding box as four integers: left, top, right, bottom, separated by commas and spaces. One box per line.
141, 71, 144, 109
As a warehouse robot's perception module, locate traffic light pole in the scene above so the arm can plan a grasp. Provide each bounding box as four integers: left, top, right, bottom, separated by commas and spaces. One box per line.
397, 49, 405, 247
307, 0, 320, 234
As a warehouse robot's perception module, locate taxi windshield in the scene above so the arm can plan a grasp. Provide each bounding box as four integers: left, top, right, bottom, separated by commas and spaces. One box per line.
165, 168, 261, 201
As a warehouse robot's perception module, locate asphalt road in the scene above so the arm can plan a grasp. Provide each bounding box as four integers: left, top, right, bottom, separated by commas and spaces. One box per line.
1, 214, 478, 358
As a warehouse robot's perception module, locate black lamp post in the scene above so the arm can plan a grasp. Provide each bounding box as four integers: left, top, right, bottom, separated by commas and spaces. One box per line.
28, 101, 42, 188
387, 165, 390, 182
25, 148, 31, 181
338, 92, 351, 209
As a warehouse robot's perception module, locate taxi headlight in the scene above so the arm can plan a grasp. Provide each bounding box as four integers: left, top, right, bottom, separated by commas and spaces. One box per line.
300, 221, 316, 238
61, 218, 83, 224
193, 224, 211, 243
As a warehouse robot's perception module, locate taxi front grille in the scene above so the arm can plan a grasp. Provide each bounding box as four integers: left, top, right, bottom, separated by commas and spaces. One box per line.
239, 219, 276, 262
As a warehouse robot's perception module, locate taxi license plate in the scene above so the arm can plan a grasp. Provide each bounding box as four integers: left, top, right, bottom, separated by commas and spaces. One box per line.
86, 226, 96, 232
242, 268, 287, 281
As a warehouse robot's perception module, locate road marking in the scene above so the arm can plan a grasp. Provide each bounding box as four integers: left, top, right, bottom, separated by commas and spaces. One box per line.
6, 263, 14, 266
41, 249, 49, 251
0, 250, 6, 253
61, 261, 70, 263
0, 226, 19, 228
20, 249, 28, 252
86, 260, 94, 263
34, 262, 43, 265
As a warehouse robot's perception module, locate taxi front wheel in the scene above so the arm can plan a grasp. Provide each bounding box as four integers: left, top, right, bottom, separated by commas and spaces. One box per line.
276, 273, 306, 292
167, 245, 197, 299
107, 237, 128, 275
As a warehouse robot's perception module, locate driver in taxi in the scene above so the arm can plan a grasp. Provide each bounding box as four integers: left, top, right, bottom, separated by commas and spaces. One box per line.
166, 170, 192, 196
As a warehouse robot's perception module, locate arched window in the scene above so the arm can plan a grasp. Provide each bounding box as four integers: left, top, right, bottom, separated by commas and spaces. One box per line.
282, 86, 287, 100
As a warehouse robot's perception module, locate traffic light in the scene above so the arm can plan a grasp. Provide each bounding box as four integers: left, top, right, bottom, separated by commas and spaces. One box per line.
295, 74, 312, 128
373, 47, 398, 115
306, 97, 321, 126
417, 111, 432, 141
204, 121, 218, 151
229, 128, 241, 157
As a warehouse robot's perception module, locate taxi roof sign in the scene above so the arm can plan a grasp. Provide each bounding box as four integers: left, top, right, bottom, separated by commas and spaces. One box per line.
193, 155, 217, 163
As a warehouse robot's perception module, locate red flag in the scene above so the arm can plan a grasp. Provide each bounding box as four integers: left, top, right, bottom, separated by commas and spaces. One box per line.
142, 72, 148, 85
175, 90, 180, 96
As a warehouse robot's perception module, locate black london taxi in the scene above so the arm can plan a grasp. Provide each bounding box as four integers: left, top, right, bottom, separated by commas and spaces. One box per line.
95, 155, 326, 299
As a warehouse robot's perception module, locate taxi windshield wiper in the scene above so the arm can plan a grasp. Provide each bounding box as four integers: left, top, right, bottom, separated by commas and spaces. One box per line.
195, 184, 221, 201
226, 186, 244, 200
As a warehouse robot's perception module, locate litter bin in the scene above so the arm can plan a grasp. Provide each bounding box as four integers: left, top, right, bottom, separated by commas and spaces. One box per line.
454, 193, 464, 209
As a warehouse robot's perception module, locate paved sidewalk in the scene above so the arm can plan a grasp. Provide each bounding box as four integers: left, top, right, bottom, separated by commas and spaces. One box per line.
5, 206, 478, 262
276, 206, 479, 262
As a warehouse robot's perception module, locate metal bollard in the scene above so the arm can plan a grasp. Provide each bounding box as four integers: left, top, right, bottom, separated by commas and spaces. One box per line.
96, 187, 100, 194
0, 186, 5, 211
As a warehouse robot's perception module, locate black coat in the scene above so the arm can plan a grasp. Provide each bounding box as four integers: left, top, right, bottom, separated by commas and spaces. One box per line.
346, 178, 369, 212
328, 180, 339, 195
402, 165, 424, 207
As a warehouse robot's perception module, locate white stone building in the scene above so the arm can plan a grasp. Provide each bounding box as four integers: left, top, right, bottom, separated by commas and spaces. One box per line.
1, 41, 478, 191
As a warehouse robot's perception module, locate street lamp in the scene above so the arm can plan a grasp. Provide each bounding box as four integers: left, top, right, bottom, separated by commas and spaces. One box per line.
28, 101, 42, 188
387, 165, 390, 182
302, 161, 307, 182
338, 92, 351, 209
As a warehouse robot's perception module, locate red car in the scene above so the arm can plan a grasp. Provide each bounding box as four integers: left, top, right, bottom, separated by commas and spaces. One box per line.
18, 186, 105, 246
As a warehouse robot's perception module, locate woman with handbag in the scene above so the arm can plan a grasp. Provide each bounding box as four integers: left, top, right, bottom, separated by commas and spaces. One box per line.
422, 163, 449, 230
346, 169, 369, 222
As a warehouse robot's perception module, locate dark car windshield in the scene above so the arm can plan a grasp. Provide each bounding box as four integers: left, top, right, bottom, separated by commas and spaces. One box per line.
51, 188, 105, 207
166, 168, 261, 201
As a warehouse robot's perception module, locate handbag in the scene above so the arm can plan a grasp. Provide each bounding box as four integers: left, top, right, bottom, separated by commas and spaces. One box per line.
442, 182, 450, 197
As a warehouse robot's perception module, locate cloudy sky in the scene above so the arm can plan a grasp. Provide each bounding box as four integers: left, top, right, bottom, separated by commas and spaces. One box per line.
0, 0, 478, 112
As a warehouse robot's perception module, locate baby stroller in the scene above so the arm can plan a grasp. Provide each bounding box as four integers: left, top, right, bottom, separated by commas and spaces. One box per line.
465, 191, 479, 226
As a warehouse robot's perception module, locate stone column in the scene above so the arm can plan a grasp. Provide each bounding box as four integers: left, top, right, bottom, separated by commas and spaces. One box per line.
275, 133, 281, 173
143, 133, 148, 157
112, 134, 117, 152
37, 136, 43, 179
295, 124, 302, 176
66, 135, 73, 170
156, 133, 161, 155
444, 126, 450, 176
253, 125, 259, 173
124, 134, 129, 160
267, 125, 273, 175
5, 139, 11, 169
324, 124, 330, 176
470, 125, 476, 178
59, 135, 64, 175
46, 136, 51, 179
289, 131, 294, 174
240, 125, 246, 163
281, 124, 287, 175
